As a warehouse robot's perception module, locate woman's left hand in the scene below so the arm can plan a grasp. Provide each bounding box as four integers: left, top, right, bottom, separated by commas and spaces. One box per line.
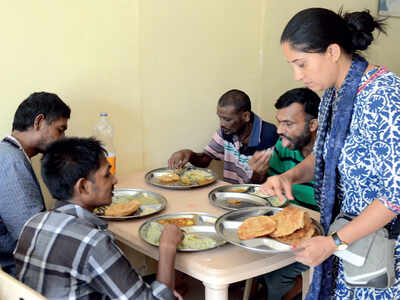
293, 235, 337, 267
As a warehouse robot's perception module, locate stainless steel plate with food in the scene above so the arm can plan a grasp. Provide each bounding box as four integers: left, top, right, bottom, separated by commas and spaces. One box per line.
93, 189, 167, 221
139, 212, 226, 252
145, 166, 217, 189
208, 184, 289, 210
215, 207, 324, 254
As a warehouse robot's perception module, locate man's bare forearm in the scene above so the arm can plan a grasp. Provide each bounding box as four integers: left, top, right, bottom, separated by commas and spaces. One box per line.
156, 245, 177, 290
189, 152, 212, 168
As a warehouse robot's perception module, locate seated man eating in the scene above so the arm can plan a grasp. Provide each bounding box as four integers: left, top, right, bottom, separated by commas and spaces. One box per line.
14, 137, 183, 300
250, 87, 320, 300
168, 89, 278, 183
0, 91, 70, 276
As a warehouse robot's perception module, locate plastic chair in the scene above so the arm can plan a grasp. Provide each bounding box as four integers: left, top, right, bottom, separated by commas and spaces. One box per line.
0, 268, 46, 300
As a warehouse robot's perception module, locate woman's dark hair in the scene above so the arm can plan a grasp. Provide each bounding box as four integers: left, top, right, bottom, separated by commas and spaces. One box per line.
12, 92, 71, 131
41, 137, 107, 201
280, 7, 387, 54
275, 87, 320, 119
218, 89, 251, 113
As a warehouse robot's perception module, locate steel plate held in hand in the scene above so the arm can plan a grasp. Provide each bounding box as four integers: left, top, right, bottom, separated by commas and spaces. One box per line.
214, 207, 324, 254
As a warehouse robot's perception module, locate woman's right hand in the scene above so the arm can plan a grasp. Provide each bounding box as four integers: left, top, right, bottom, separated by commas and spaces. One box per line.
259, 174, 295, 202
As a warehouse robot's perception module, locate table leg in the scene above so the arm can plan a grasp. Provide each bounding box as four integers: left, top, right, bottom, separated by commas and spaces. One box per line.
243, 278, 253, 300
202, 281, 229, 300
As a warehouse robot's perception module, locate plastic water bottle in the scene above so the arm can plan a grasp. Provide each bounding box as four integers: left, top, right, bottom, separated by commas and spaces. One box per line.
93, 112, 116, 174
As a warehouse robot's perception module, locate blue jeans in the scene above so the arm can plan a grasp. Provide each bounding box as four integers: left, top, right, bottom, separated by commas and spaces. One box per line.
257, 262, 308, 300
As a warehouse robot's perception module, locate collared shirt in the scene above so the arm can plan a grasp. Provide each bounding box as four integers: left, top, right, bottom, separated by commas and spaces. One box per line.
0, 137, 45, 273
267, 138, 318, 211
6, 135, 30, 162
14, 202, 174, 300
204, 113, 278, 183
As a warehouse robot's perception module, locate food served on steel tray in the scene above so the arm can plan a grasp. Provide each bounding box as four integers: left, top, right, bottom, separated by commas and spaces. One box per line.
266, 196, 287, 207
146, 222, 217, 250
248, 189, 288, 206
237, 206, 318, 245
105, 200, 142, 217
230, 187, 249, 193
269, 206, 306, 237
196, 177, 215, 185
156, 217, 196, 227
158, 172, 180, 184
157, 168, 214, 186
238, 216, 277, 240
227, 199, 242, 205
94, 193, 160, 217
275, 220, 315, 246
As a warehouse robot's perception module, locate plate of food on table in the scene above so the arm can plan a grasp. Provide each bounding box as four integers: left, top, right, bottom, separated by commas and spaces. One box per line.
139, 212, 226, 251
145, 165, 216, 189
215, 206, 323, 254
93, 189, 167, 220
209, 184, 289, 210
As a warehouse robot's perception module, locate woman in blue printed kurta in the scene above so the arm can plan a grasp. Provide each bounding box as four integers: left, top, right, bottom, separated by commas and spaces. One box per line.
328, 68, 400, 299
260, 8, 400, 299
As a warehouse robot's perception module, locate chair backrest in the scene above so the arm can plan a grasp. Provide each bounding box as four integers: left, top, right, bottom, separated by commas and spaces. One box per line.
0, 269, 46, 300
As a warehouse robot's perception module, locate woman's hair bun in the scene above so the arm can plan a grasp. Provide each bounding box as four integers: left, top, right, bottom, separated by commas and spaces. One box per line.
343, 10, 386, 51
281, 7, 387, 54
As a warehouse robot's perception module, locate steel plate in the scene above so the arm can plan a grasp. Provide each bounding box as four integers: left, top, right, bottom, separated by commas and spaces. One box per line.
209, 184, 289, 210
94, 189, 167, 221
145, 166, 217, 190
215, 207, 324, 254
139, 212, 226, 252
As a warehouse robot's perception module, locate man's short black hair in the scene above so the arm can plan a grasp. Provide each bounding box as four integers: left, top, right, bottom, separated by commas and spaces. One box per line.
12, 92, 71, 131
41, 137, 107, 201
218, 89, 251, 113
274, 88, 320, 119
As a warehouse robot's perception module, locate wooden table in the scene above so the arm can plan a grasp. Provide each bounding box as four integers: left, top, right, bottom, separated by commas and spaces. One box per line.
108, 171, 316, 300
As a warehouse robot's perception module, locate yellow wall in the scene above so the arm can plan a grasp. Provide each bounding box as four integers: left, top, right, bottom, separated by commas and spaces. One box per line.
1, 1, 400, 206
259, 0, 400, 121
139, 1, 264, 168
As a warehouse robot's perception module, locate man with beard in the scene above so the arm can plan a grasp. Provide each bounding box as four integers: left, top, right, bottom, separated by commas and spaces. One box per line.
0, 92, 70, 276
168, 89, 278, 184
249, 87, 320, 210
250, 87, 320, 300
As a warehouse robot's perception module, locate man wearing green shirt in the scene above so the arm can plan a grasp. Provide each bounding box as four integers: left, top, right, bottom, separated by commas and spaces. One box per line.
267, 139, 317, 211
249, 87, 320, 300
250, 87, 320, 210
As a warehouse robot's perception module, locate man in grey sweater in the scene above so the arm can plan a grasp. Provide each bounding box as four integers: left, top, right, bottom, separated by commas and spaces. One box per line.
0, 92, 70, 275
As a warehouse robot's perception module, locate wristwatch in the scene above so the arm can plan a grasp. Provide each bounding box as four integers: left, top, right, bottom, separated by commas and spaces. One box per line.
331, 231, 348, 251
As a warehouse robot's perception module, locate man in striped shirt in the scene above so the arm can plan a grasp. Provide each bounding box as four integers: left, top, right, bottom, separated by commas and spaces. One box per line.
14, 137, 183, 300
168, 89, 278, 183
251, 87, 320, 300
